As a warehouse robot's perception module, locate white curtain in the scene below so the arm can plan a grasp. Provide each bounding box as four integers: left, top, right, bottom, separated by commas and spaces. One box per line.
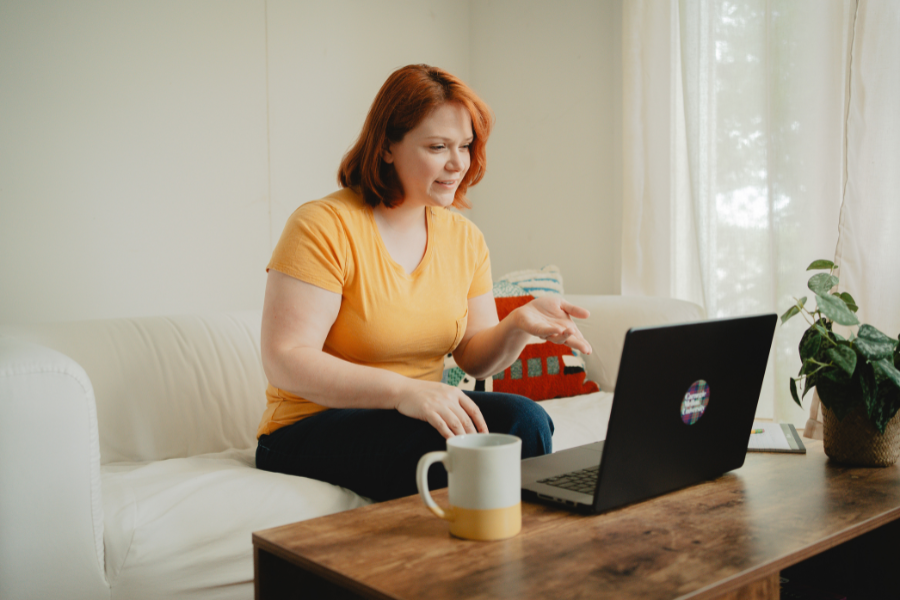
836, 1, 900, 341
623, 0, 900, 427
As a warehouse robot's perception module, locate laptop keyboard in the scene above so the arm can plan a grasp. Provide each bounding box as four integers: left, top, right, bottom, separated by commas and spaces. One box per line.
538, 465, 599, 494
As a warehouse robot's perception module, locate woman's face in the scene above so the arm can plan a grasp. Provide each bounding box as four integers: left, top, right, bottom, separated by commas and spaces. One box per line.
384, 102, 473, 209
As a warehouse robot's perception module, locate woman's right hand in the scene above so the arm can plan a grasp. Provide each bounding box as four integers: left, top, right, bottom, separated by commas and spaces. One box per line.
263, 271, 488, 439
394, 380, 489, 439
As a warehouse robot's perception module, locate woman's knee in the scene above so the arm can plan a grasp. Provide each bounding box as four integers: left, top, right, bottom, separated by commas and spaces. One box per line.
467, 392, 554, 458
512, 398, 554, 457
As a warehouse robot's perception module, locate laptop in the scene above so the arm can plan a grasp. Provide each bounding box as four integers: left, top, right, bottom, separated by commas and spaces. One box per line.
521, 313, 777, 514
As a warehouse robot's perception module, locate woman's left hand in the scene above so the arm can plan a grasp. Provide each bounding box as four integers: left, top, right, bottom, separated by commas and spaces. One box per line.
512, 297, 592, 354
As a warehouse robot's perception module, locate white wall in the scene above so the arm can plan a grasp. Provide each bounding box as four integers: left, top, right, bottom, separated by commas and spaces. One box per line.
0, 0, 271, 323
265, 0, 471, 241
0, 0, 622, 325
469, 0, 622, 295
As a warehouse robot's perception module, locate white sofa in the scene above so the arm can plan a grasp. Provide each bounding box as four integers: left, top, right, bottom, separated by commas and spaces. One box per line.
0, 295, 704, 600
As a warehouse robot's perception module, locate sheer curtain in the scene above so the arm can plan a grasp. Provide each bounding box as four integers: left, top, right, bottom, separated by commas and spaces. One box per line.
836, 0, 900, 342
623, 0, 899, 427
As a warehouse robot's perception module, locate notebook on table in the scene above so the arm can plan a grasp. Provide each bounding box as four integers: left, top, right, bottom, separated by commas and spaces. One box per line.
521, 313, 777, 514
748, 421, 806, 454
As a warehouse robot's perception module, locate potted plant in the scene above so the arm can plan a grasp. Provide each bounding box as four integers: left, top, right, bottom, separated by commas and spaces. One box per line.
782, 259, 900, 466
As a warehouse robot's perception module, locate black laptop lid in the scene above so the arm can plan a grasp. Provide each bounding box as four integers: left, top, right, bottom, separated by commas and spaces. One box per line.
593, 314, 777, 513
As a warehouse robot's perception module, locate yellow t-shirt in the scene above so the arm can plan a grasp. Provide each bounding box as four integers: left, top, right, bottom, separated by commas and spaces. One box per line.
257, 188, 493, 437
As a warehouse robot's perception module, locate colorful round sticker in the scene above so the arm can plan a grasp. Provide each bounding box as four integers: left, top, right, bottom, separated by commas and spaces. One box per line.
681, 380, 710, 425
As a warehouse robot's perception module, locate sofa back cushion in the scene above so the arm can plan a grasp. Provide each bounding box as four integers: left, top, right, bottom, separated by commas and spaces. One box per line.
2, 311, 266, 464
563, 295, 707, 392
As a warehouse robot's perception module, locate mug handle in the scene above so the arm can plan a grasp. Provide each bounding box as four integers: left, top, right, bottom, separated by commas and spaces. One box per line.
416, 451, 454, 521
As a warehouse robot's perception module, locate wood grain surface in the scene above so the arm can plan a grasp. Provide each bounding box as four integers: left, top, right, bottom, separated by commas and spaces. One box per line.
253, 440, 900, 600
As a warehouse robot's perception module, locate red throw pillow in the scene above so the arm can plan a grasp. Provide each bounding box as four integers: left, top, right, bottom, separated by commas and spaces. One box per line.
441, 293, 600, 400
488, 295, 600, 400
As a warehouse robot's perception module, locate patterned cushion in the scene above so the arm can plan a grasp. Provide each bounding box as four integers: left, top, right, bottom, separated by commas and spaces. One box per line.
442, 267, 600, 400
495, 265, 564, 297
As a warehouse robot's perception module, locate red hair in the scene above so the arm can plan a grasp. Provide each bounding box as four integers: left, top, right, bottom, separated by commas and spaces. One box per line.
338, 64, 493, 209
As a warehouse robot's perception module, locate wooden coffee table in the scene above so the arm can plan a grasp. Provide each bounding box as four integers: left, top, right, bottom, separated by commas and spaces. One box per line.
253, 440, 900, 599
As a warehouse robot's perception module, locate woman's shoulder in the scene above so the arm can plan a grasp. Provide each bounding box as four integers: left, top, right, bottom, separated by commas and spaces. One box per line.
285, 189, 369, 232
432, 207, 486, 242
294, 188, 367, 217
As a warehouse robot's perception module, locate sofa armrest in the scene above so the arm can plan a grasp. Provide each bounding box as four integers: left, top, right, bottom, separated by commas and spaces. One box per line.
0, 337, 109, 599
564, 295, 706, 392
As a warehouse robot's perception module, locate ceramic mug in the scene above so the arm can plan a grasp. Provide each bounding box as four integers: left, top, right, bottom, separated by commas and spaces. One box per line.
416, 433, 522, 541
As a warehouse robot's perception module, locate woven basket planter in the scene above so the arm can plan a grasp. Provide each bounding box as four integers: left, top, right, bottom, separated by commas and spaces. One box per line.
822, 402, 900, 467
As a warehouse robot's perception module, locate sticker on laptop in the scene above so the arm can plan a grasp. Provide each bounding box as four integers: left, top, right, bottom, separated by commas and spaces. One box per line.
681, 380, 709, 425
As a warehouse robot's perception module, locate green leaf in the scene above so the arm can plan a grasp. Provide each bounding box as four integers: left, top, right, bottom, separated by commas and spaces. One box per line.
872, 358, 900, 391
860, 363, 878, 420
781, 297, 809, 324
838, 292, 858, 313
780, 305, 800, 324
816, 377, 856, 421
790, 377, 802, 407
799, 359, 816, 377
815, 293, 860, 326
799, 328, 823, 361
807, 259, 835, 271
802, 377, 816, 399
823, 366, 851, 385
808, 273, 839, 295
855, 324, 898, 361
826, 346, 857, 377
817, 361, 871, 422
860, 363, 900, 434
813, 322, 831, 338
870, 382, 900, 434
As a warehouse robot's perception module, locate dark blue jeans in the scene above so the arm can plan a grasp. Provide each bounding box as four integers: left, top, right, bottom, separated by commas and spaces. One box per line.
256, 391, 554, 502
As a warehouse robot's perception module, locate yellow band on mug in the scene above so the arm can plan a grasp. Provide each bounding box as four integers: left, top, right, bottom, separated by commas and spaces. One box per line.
447, 502, 522, 541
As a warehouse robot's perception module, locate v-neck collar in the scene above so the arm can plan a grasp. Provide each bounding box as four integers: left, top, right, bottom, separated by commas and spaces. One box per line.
368, 206, 434, 278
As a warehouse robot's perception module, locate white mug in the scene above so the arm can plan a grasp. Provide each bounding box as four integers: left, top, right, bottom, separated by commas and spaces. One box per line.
416, 433, 522, 541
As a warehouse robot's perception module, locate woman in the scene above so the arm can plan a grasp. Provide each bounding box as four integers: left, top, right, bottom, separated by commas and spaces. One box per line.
256, 64, 592, 501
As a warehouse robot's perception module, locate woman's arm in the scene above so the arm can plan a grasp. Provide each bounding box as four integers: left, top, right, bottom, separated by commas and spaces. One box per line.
261, 270, 488, 438
451, 291, 593, 380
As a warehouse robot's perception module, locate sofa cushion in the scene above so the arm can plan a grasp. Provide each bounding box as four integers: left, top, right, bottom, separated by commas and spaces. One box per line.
102, 448, 370, 600
562, 295, 708, 392
541, 390, 612, 452
2, 311, 268, 464
493, 265, 564, 297
96, 390, 608, 600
